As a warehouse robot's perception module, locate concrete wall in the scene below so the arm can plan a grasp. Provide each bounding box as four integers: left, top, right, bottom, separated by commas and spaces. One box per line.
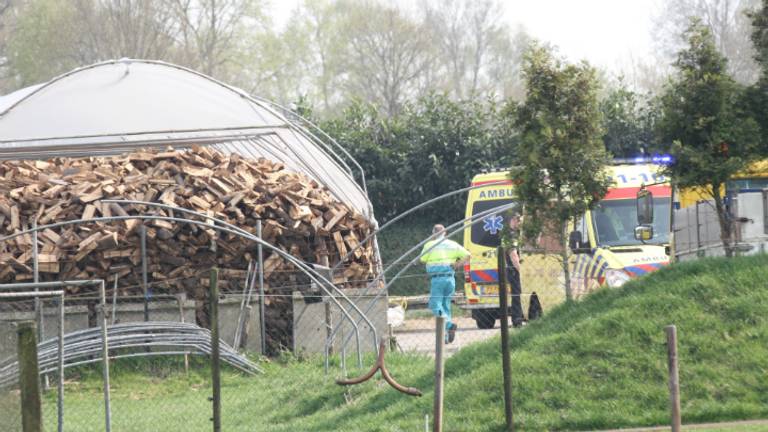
1, 287, 383, 361
217, 297, 262, 354
0, 306, 88, 362
293, 288, 388, 356
0, 297, 264, 361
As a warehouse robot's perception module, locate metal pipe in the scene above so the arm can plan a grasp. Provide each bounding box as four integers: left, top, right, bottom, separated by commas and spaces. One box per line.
141, 225, 149, 322
2, 211, 377, 368
210, 269, 222, 432
332, 202, 517, 354
32, 219, 46, 393
176, 294, 190, 375
99, 281, 112, 432
332, 181, 509, 275
0, 280, 106, 289
257, 219, 266, 355
99, 201, 377, 357
0, 321, 263, 387
0, 290, 65, 298
239, 265, 257, 350
233, 261, 252, 348
384, 203, 517, 287
111, 275, 119, 325
33, 219, 40, 331
57, 292, 65, 432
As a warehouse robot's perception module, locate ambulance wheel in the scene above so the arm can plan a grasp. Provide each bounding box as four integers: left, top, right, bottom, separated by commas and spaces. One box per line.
473, 310, 496, 329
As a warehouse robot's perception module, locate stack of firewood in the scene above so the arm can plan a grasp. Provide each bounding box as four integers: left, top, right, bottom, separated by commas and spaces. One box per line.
0, 146, 377, 352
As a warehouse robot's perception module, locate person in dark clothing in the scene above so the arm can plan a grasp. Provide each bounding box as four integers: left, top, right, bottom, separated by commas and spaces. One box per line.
505, 214, 525, 327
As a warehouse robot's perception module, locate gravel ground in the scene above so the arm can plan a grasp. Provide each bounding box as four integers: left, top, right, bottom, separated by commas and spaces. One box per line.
392, 316, 503, 357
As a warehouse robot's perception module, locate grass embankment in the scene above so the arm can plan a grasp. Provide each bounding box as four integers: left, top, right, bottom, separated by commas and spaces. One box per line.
44, 256, 768, 431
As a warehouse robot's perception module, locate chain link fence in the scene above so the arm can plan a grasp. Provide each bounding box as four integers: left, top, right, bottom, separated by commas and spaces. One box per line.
0, 315, 21, 432
0, 209, 585, 431
0, 294, 67, 432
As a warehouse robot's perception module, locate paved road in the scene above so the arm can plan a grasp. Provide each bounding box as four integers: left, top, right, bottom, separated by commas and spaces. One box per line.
393, 316, 501, 357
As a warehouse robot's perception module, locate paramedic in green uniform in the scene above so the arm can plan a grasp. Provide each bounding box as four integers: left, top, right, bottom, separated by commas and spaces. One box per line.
420, 224, 470, 343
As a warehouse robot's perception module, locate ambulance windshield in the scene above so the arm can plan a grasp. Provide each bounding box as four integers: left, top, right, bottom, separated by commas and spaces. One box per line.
592, 198, 670, 246
471, 199, 515, 248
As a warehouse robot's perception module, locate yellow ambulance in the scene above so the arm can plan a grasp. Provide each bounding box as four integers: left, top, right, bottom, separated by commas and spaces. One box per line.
462, 161, 672, 329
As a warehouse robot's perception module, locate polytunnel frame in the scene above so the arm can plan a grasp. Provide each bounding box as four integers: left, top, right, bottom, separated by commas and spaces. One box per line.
0, 205, 380, 367
0, 59, 368, 199
323, 181, 509, 355
0, 278, 261, 432
101, 199, 381, 363
329, 201, 519, 356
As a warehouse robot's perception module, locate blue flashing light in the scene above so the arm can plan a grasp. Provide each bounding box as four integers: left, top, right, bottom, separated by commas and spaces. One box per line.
650, 154, 674, 165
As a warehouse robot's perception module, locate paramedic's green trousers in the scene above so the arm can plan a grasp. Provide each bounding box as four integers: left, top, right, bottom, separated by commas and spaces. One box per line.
428, 272, 455, 333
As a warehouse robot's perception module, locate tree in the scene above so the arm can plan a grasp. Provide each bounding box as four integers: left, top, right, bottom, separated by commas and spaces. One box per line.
514, 44, 611, 301
421, 0, 528, 100
653, 0, 762, 84
0, 0, 12, 90
751, 0, 768, 73
320, 93, 516, 222
600, 79, 659, 157
169, 0, 265, 78
658, 19, 761, 257
747, 0, 768, 143
342, 1, 434, 117
1, 0, 265, 92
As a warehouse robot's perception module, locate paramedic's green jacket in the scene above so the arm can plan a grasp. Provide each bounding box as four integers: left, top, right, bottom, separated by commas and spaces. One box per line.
419, 238, 470, 275
420, 237, 469, 333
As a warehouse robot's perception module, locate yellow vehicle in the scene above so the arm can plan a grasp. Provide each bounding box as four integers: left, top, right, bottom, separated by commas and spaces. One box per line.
462, 169, 563, 329
569, 162, 671, 296
676, 160, 768, 209
463, 161, 672, 329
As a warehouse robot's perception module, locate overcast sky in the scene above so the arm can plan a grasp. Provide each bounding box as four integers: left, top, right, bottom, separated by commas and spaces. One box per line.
268, 0, 661, 75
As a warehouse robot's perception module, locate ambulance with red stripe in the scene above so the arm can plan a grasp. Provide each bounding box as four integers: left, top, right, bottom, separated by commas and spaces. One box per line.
462, 160, 672, 329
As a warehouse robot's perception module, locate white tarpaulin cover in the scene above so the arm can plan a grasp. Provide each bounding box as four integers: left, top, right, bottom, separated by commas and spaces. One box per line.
0, 59, 373, 220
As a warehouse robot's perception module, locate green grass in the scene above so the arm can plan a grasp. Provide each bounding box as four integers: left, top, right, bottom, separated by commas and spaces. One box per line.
41, 255, 768, 431
695, 425, 768, 432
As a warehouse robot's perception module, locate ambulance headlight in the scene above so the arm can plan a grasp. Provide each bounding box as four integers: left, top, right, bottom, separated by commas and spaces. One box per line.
605, 269, 631, 288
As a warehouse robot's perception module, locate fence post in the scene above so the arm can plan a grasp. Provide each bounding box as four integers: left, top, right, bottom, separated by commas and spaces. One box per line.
141, 224, 149, 322
257, 219, 266, 355
210, 268, 222, 432
666, 325, 681, 432
497, 246, 514, 431
57, 294, 65, 432
177, 293, 190, 375
17, 321, 42, 432
100, 282, 112, 432
433, 315, 445, 432
32, 219, 49, 392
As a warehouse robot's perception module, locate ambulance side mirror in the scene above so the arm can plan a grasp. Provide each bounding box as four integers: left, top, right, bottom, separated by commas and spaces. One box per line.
568, 230, 589, 253
637, 189, 653, 225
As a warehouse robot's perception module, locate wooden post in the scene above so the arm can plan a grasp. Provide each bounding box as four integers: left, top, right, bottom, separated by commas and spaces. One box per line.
210, 268, 221, 432
17, 321, 42, 432
666, 325, 681, 432
497, 246, 514, 431
433, 316, 446, 432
